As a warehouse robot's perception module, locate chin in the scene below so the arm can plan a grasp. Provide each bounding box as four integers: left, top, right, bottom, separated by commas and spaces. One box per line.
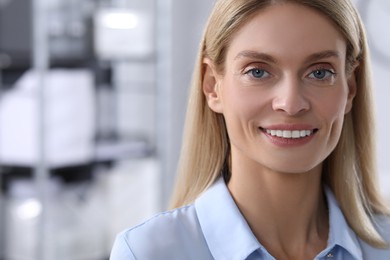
265, 161, 322, 175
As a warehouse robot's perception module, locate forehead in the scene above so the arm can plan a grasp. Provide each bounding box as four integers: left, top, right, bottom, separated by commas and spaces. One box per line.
226, 3, 347, 64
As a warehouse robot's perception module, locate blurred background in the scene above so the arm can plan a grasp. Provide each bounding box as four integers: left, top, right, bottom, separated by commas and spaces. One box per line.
0, 0, 388, 259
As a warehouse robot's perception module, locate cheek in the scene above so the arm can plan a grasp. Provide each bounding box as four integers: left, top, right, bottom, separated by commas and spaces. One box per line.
220, 86, 267, 139
223, 94, 262, 133
326, 99, 347, 121
314, 91, 349, 146
221, 81, 269, 119
312, 87, 349, 121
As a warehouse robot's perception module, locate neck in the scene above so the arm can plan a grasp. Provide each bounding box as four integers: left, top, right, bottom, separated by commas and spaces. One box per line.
227, 158, 328, 259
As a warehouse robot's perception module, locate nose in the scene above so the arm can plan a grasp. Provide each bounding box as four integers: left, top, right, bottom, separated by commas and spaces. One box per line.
272, 77, 310, 116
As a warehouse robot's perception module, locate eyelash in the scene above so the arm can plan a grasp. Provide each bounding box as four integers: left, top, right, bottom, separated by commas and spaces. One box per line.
243, 67, 271, 80
307, 68, 337, 81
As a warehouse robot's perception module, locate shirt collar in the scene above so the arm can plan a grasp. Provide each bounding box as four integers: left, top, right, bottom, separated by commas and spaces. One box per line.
195, 177, 362, 259
324, 186, 363, 259
195, 177, 266, 259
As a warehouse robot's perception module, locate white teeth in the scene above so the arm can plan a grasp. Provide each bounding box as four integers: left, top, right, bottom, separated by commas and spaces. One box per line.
265, 129, 313, 139
292, 130, 300, 138
283, 131, 292, 138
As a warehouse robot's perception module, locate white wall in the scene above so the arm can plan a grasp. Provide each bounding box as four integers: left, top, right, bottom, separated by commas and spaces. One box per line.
157, 0, 213, 206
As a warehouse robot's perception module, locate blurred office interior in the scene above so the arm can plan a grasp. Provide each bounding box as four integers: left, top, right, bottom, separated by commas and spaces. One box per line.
0, 0, 389, 259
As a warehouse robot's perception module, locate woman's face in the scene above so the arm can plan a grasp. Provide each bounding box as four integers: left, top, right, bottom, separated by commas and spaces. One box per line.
204, 3, 356, 174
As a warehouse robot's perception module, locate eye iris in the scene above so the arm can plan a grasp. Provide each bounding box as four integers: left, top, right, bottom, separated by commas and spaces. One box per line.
314, 70, 326, 79
251, 69, 264, 78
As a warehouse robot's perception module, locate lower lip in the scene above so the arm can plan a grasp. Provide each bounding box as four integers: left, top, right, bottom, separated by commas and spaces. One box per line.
261, 129, 316, 147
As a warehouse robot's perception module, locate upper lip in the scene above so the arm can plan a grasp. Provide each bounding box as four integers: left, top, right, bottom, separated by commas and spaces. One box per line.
260, 124, 317, 131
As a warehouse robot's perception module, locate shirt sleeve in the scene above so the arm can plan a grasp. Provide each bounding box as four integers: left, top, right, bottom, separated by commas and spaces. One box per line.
110, 232, 137, 260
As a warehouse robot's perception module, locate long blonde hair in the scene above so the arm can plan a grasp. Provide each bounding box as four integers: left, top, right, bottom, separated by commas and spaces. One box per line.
170, 0, 390, 247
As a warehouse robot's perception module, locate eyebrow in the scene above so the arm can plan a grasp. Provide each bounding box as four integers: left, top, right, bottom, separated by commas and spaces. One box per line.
234, 50, 277, 63
234, 50, 341, 64
304, 50, 341, 63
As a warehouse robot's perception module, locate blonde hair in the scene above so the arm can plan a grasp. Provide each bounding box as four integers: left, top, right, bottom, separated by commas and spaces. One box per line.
170, 0, 390, 247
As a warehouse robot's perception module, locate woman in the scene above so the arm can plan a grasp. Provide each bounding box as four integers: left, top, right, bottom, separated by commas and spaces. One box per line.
110, 0, 390, 259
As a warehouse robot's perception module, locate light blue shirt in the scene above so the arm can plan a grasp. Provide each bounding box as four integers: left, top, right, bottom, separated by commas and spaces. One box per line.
110, 178, 390, 259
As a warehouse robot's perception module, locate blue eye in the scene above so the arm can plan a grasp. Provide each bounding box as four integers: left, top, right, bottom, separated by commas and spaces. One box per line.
247, 68, 269, 79
309, 69, 335, 80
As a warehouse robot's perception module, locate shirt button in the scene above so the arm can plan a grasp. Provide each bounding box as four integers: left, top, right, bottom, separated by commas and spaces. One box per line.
326, 252, 334, 258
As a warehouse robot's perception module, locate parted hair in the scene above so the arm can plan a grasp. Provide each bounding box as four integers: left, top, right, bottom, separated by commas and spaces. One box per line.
170, 0, 390, 247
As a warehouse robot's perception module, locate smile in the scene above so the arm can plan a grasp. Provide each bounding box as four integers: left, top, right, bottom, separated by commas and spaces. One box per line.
264, 129, 315, 139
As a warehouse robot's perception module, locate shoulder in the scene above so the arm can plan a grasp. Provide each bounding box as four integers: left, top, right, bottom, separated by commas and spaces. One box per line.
110, 204, 212, 260
359, 215, 390, 259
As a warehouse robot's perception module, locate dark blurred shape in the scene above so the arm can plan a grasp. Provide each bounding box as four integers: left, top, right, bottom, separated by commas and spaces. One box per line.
0, 0, 32, 87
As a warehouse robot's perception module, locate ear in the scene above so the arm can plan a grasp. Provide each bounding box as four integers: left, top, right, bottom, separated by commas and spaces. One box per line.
345, 69, 357, 114
203, 58, 223, 113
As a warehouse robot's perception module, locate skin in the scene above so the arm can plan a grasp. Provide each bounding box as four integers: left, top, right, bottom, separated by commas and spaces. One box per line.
203, 3, 356, 260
